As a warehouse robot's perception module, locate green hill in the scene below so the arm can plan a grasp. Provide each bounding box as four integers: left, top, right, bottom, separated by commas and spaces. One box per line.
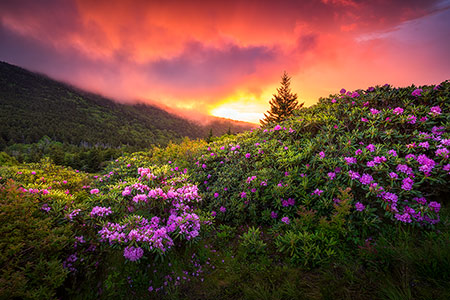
0, 61, 254, 149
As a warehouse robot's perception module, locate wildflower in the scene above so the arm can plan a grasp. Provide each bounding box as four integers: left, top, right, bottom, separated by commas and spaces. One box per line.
370, 108, 380, 115
367, 161, 376, 167
395, 213, 412, 223
331, 98, 337, 103
355, 149, 363, 155
271, 211, 278, 219
392, 107, 404, 115
90, 206, 112, 217
273, 125, 282, 131
211, 211, 216, 217
355, 202, 365, 211
90, 188, 100, 195
418, 142, 429, 149
281, 217, 290, 224
124, 246, 144, 261
414, 197, 427, 205
361, 118, 368, 122
214, 193, 219, 198
373, 156, 387, 164
366, 144, 376, 152
436, 148, 449, 158
340, 88, 346, 94
367, 86, 375, 92
318, 151, 325, 159
388, 149, 397, 156
311, 189, 324, 196
41, 204, 51, 212
327, 172, 336, 180
407, 115, 417, 124
430, 106, 441, 116
420, 117, 428, 122
360, 174, 374, 185
429, 201, 441, 213
351, 91, 360, 98
401, 177, 414, 191
411, 88, 423, 96
389, 172, 398, 179
240, 192, 247, 198
245, 153, 251, 158
220, 206, 226, 213
348, 170, 360, 180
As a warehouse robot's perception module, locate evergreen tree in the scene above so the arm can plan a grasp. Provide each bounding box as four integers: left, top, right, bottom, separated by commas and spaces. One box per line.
260, 71, 303, 126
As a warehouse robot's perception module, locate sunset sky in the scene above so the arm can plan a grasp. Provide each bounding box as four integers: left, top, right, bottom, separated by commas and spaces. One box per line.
1, 0, 449, 124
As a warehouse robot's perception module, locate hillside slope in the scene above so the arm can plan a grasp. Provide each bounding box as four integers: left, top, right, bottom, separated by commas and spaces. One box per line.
0, 61, 254, 149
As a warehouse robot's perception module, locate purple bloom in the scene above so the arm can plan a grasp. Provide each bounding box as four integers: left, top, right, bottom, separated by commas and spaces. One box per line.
345, 157, 357, 164
360, 174, 374, 185
407, 115, 417, 124
435, 148, 449, 158
355, 202, 365, 212
240, 192, 247, 198
388, 149, 397, 156
370, 108, 380, 115
373, 156, 387, 164
418, 142, 429, 149
393, 107, 404, 115
429, 201, 441, 213
395, 213, 412, 223
367, 86, 375, 92
220, 206, 226, 213
327, 172, 336, 180
367, 161, 376, 167
281, 217, 290, 224
340, 88, 346, 94
271, 211, 278, 219
124, 246, 144, 261
417, 154, 436, 174
397, 164, 414, 176
361, 118, 369, 122
429, 106, 441, 116
414, 197, 427, 205
245, 153, 251, 159
90, 206, 113, 218
311, 189, 324, 196
355, 149, 363, 156
348, 170, 360, 180
90, 188, 100, 195
214, 192, 219, 198
401, 177, 414, 191
351, 91, 360, 98
211, 211, 216, 217
41, 204, 51, 212
411, 88, 423, 97
366, 144, 376, 152
389, 172, 398, 179
318, 151, 325, 159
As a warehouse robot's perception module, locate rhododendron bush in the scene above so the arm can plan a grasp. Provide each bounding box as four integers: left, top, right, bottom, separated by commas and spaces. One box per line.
191, 82, 449, 230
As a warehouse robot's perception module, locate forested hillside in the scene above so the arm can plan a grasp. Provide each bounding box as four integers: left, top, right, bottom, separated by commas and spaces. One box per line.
0, 62, 254, 149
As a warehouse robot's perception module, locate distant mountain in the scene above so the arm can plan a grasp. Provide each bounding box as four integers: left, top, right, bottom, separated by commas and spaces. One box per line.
0, 61, 255, 149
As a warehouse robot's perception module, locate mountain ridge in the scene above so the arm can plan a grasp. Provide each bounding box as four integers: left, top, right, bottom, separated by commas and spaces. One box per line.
0, 61, 255, 149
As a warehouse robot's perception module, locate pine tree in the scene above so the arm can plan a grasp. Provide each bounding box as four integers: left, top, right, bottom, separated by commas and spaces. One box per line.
260, 71, 303, 126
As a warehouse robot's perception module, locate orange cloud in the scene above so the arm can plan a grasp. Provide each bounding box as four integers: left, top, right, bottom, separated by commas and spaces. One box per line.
0, 0, 448, 123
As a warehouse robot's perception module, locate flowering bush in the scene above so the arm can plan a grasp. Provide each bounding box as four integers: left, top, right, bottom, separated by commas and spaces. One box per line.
190, 81, 449, 233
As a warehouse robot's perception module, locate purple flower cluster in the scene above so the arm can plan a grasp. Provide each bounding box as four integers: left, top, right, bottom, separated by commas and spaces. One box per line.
281, 198, 295, 207
123, 246, 144, 261
355, 202, 365, 211
90, 206, 113, 218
